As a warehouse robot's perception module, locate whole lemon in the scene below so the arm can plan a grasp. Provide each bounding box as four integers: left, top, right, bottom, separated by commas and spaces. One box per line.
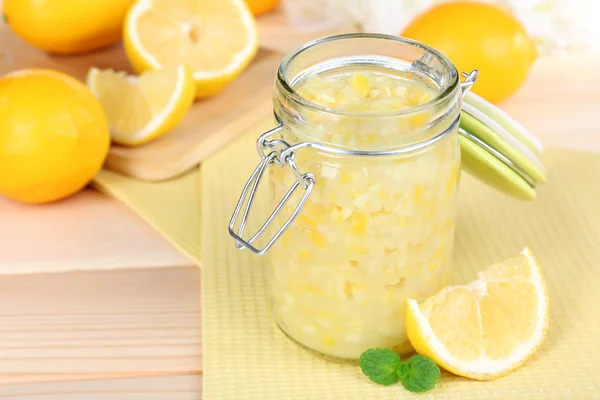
402, 1, 537, 103
4, 0, 135, 54
245, 0, 279, 15
0, 69, 110, 204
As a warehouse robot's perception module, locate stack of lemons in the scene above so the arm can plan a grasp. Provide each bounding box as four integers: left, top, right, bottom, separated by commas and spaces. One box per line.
1, 0, 277, 203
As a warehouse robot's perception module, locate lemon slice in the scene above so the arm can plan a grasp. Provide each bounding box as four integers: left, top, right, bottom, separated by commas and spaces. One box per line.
86, 65, 195, 146
124, 0, 258, 98
406, 248, 549, 380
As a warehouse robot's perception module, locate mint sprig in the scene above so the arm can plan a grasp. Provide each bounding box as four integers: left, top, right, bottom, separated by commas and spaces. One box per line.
359, 349, 441, 393
359, 348, 401, 386
398, 354, 441, 393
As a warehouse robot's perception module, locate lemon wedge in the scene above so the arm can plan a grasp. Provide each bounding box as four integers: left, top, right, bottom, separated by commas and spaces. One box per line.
406, 248, 549, 380
123, 0, 258, 98
86, 65, 195, 146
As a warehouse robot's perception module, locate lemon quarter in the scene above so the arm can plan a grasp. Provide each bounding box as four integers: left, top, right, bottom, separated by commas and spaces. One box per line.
406, 248, 549, 380
87, 65, 195, 146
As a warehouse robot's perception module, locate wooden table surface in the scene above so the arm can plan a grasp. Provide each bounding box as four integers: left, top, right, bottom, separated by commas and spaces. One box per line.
0, 192, 202, 399
1, 30, 600, 400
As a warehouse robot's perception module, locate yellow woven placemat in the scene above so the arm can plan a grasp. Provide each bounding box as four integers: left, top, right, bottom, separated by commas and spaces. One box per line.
201, 122, 600, 399
94, 168, 202, 266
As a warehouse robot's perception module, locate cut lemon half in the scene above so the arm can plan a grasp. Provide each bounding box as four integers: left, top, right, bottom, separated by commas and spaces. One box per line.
406, 248, 549, 380
86, 65, 195, 146
124, 0, 258, 98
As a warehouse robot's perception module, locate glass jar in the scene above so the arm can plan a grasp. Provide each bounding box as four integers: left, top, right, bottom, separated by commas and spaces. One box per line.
230, 34, 477, 361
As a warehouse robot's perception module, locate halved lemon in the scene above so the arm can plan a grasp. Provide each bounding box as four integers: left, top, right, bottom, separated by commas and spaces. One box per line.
406, 248, 549, 380
124, 0, 258, 98
86, 65, 195, 146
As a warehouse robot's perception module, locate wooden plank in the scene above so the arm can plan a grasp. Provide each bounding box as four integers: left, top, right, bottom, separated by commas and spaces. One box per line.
0, 267, 202, 380
0, 189, 193, 275
258, 11, 354, 54
1, 371, 181, 385
1, 374, 202, 400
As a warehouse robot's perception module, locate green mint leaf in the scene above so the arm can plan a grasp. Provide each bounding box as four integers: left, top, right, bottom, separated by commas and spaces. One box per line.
399, 355, 441, 393
397, 362, 410, 378
359, 348, 401, 386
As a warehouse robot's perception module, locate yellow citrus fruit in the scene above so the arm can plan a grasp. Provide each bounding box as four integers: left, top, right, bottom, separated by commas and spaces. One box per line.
87, 65, 195, 146
124, 0, 258, 98
401, 1, 537, 103
3, 0, 135, 54
245, 0, 279, 15
0, 69, 110, 204
406, 248, 549, 380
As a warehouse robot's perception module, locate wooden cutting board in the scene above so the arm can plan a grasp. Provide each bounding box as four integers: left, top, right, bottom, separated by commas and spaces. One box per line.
0, 13, 337, 181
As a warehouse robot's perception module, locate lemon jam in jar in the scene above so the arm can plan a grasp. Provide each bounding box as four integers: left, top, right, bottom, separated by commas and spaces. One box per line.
230, 34, 476, 361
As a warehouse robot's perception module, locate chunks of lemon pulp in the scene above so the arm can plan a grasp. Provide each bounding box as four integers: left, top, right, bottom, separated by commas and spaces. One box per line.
406, 248, 549, 380
86, 65, 195, 146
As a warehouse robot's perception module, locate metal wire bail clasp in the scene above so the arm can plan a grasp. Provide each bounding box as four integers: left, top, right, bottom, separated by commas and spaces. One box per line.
228, 124, 315, 255
460, 70, 479, 96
